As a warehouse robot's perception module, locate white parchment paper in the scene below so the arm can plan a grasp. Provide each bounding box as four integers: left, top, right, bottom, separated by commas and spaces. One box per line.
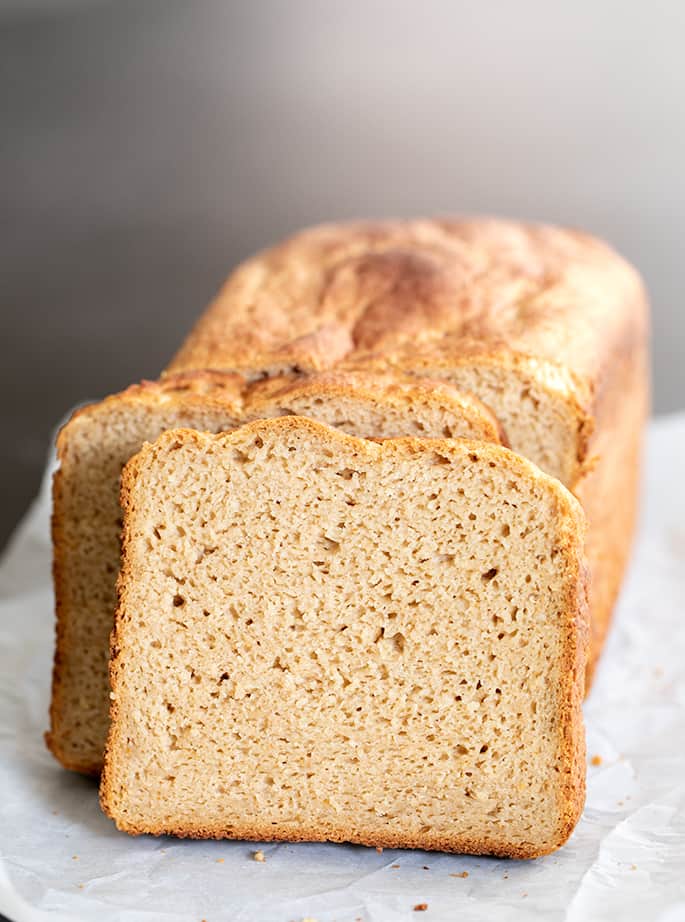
1, 415, 684, 922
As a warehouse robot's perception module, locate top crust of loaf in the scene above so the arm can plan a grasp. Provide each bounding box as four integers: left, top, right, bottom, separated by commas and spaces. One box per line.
102, 418, 588, 857
166, 219, 648, 443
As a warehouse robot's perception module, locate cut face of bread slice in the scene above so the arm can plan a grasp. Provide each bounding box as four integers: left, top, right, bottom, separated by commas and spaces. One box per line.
47, 371, 502, 774
101, 418, 588, 857
244, 371, 505, 443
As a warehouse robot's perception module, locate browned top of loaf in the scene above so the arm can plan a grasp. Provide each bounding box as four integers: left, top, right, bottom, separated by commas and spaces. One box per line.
166, 218, 648, 411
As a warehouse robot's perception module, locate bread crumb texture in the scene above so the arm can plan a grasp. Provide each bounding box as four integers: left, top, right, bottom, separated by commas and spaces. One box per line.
101, 418, 587, 858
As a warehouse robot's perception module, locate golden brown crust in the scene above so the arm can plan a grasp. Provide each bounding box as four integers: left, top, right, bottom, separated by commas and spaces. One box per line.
101, 418, 588, 857
577, 335, 649, 685
166, 218, 646, 471
48, 369, 504, 774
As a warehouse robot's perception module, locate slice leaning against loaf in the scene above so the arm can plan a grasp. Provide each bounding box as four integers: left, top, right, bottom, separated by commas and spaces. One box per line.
47, 370, 502, 775
101, 417, 588, 858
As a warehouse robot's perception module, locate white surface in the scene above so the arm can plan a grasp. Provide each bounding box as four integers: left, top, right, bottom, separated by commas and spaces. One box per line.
1, 416, 684, 922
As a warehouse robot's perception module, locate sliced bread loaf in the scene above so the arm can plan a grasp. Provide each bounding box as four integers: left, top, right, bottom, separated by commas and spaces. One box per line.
48, 371, 501, 774
166, 219, 649, 683
101, 418, 588, 857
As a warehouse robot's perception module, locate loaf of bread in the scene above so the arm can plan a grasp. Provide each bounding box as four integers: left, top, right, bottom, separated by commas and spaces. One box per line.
100, 418, 588, 858
47, 371, 502, 774
166, 219, 650, 680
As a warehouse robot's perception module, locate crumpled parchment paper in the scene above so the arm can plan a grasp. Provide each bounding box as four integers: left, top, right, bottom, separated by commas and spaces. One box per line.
1, 415, 684, 922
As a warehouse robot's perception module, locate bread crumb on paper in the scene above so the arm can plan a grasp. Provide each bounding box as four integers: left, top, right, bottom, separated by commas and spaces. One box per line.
375, 846, 383, 853
450, 871, 469, 878
591, 754, 603, 766
253, 850, 265, 862
391, 864, 400, 868
216, 858, 224, 864
413, 904, 428, 912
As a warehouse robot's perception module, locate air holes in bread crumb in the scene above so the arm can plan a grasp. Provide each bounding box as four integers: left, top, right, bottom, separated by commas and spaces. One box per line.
482, 568, 498, 582
173, 594, 185, 607
337, 467, 356, 480
431, 452, 451, 466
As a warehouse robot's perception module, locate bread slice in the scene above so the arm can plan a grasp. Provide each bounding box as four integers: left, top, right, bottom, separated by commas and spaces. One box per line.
48, 373, 244, 775
165, 219, 649, 684
244, 371, 505, 442
101, 418, 588, 858
47, 371, 502, 774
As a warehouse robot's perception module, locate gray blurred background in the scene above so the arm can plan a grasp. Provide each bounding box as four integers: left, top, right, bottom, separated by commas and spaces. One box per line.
1, 0, 684, 548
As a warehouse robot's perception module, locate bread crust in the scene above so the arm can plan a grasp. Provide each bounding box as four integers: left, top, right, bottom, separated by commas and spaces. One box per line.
47, 370, 504, 774
100, 417, 588, 858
